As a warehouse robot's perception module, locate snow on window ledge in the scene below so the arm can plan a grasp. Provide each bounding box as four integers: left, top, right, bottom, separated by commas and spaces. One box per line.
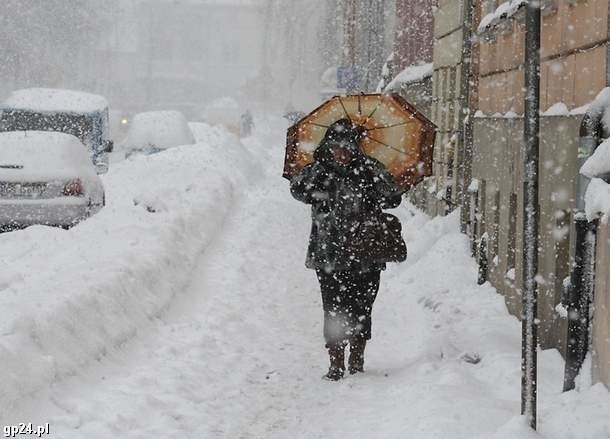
584, 178, 610, 222
474, 103, 588, 119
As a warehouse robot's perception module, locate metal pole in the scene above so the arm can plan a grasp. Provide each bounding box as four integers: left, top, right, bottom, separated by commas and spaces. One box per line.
521, 0, 541, 431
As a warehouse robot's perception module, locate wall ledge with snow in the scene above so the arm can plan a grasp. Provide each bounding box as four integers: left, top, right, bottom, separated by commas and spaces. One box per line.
384, 63, 433, 93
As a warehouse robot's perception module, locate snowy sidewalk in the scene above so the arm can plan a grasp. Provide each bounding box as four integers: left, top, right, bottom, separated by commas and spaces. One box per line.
5, 119, 610, 438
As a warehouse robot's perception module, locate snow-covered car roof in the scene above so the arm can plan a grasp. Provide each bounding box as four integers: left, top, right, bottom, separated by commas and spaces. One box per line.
2, 88, 109, 115
122, 110, 195, 152
0, 131, 97, 181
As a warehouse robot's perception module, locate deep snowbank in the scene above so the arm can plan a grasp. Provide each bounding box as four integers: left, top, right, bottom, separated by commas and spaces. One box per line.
0, 125, 260, 414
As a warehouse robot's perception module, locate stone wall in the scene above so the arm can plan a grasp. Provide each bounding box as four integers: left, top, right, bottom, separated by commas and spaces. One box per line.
477, 0, 608, 114
471, 115, 581, 351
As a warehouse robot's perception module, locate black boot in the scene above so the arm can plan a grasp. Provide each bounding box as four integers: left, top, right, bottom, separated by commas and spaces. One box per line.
348, 339, 366, 374
324, 343, 345, 381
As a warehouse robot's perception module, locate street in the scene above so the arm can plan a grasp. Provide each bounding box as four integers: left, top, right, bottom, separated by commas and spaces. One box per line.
3, 120, 608, 438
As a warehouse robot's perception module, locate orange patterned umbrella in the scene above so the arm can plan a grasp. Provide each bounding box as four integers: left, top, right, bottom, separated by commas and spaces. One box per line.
283, 93, 436, 192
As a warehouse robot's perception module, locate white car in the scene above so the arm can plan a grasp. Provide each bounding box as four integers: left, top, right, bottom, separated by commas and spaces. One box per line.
0, 88, 114, 174
0, 131, 104, 231
119, 110, 195, 157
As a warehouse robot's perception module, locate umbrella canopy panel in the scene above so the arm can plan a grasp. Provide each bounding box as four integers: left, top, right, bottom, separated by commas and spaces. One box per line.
284, 93, 436, 191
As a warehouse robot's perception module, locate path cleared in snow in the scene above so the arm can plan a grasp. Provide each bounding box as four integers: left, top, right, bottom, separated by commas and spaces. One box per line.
6, 118, 610, 438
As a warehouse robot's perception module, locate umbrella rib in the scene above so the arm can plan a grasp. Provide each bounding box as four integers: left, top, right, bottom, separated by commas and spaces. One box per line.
367, 136, 409, 157
305, 122, 331, 129
337, 96, 352, 123
366, 121, 413, 131
363, 101, 381, 125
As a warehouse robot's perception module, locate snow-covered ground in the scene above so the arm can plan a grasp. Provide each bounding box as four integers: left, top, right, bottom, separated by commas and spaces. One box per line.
2, 118, 610, 438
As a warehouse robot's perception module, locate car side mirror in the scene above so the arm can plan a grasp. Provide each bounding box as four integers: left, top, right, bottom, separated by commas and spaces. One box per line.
104, 140, 114, 153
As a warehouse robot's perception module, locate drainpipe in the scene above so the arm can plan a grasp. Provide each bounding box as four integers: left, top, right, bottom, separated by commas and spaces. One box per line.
562, 112, 602, 392
457, 0, 475, 232
477, 233, 488, 285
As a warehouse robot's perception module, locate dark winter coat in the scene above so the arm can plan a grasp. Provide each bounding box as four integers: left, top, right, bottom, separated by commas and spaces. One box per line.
290, 123, 403, 272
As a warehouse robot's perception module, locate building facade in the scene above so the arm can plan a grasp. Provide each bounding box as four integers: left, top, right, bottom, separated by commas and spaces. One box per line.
386, 0, 610, 390
472, 0, 610, 386
392, 0, 434, 74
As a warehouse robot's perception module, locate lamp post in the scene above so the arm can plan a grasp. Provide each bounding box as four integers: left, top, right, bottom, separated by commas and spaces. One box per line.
521, 0, 541, 431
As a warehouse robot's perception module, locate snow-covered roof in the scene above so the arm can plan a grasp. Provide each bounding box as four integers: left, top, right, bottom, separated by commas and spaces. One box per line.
384, 63, 433, 91
2, 88, 109, 114
0, 131, 95, 181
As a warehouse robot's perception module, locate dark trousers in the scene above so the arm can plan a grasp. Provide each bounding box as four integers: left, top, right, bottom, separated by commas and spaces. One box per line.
316, 269, 381, 347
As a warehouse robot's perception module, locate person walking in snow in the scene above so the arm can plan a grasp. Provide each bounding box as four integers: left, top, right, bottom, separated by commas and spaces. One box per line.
290, 119, 406, 381
240, 110, 254, 137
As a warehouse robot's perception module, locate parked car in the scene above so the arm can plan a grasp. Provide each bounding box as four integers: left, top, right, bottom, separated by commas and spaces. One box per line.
0, 88, 114, 174
119, 110, 195, 158
0, 131, 105, 231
